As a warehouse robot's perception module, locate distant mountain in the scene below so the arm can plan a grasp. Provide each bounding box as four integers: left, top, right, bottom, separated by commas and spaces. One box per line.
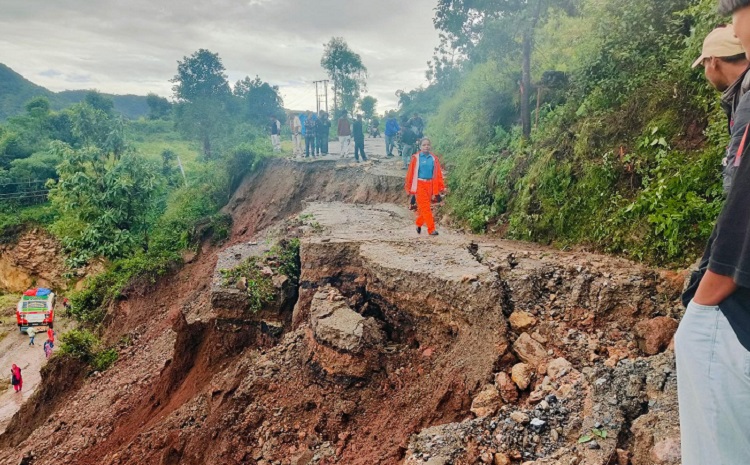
0, 63, 150, 121
0, 64, 54, 120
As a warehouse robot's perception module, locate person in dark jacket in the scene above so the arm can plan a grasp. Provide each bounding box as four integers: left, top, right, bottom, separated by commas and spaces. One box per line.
676, 3, 750, 463
693, 24, 750, 192
399, 122, 418, 170
269, 115, 281, 152
304, 111, 316, 158
352, 114, 368, 162
316, 111, 331, 155
384, 112, 400, 157
407, 113, 425, 139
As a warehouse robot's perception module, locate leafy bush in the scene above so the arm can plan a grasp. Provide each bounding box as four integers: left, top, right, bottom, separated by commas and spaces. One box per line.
92, 348, 118, 371
59, 328, 118, 372
270, 238, 301, 284
59, 328, 98, 360
220, 239, 300, 312
220, 257, 275, 313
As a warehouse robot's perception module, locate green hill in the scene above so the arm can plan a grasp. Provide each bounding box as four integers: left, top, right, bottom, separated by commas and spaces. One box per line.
0, 64, 54, 120
0, 63, 150, 120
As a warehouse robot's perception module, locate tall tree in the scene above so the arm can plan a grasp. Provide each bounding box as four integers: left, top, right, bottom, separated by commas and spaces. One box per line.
146, 93, 172, 120
171, 49, 231, 158
233, 76, 284, 122
434, 0, 577, 138
171, 49, 231, 103
83, 90, 115, 115
358, 96, 377, 120
321, 38, 367, 115
48, 103, 157, 266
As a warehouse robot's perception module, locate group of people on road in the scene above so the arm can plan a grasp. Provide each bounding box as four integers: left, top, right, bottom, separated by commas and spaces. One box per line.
383, 112, 425, 169
284, 110, 332, 158
273, 107, 444, 234
677, 4, 750, 464
9, 326, 54, 394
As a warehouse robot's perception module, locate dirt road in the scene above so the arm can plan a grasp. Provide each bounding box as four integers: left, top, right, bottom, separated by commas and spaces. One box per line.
0, 325, 51, 433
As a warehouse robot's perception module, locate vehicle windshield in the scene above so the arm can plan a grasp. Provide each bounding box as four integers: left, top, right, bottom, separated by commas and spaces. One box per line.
20, 300, 49, 312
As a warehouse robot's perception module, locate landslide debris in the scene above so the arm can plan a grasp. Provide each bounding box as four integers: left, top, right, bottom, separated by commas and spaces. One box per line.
0, 159, 685, 465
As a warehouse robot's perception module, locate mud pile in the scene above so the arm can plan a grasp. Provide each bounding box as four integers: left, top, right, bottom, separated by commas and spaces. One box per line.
0, 158, 685, 465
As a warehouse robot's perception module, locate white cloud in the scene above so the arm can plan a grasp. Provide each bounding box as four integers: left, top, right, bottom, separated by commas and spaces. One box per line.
0, 0, 440, 111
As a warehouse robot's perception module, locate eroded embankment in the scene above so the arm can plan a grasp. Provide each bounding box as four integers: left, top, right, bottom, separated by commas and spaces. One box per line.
0, 158, 685, 465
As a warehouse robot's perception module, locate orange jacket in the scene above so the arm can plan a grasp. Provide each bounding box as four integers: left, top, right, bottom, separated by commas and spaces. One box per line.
405, 152, 446, 195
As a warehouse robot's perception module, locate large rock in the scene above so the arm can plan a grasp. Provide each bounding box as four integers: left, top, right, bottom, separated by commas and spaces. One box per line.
493, 453, 511, 465
511, 363, 534, 390
471, 385, 502, 417
513, 332, 548, 367
310, 287, 383, 353
508, 311, 537, 332
546, 357, 573, 381
306, 287, 384, 380
634, 317, 678, 356
494, 371, 519, 403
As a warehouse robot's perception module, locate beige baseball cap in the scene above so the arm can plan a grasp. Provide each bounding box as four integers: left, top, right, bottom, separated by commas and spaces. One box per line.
692, 25, 745, 68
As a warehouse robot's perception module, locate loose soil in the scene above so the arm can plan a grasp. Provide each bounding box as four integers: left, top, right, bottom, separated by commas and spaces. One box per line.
0, 138, 685, 465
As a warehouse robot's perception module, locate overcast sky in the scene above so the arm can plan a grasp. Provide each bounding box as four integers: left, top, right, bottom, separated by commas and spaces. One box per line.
0, 0, 441, 112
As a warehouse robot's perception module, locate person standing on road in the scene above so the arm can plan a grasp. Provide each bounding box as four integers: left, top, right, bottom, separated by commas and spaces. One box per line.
304, 111, 316, 158
352, 114, 368, 162
269, 115, 281, 153
316, 111, 331, 155
27, 327, 36, 346
337, 111, 352, 158
404, 138, 445, 236
675, 3, 750, 464
385, 112, 400, 158
10, 364, 22, 392
44, 340, 53, 359
400, 123, 418, 170
408, 113, 425, 139
47, 327, 55, 345
290, 113, 303, 156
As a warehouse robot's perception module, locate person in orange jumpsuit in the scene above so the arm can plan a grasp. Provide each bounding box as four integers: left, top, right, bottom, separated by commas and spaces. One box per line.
404, 138, 446, 235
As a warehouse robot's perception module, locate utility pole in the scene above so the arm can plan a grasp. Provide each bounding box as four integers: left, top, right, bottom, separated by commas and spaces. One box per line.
313, 79, 330, 115
314, 81, 320, 114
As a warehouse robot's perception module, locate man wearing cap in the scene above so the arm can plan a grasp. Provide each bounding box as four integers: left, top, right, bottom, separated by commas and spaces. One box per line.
675, 3, 750, 464
694, 24, 750, 192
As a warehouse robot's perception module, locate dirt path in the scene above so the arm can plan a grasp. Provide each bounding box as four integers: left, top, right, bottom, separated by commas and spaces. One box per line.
0, 313, 73, 434
0, 328, 49, 433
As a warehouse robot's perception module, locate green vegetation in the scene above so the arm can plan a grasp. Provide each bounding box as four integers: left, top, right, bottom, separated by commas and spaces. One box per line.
221, 257, 276, 313
59, 328, 118, 372
220, 238, 301, 312
407, 0, 725, 266
0, 48, 282, 330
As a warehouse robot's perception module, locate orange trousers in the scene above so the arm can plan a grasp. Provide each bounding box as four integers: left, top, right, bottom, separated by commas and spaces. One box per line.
415, 180, 435, 233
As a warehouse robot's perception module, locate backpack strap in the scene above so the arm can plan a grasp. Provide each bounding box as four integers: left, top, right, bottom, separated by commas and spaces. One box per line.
735, 124, 750, 167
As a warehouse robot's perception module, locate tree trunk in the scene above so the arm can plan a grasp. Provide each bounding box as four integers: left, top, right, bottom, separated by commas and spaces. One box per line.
521, 32, 532, 139
521, 0, 544, 140
203, 135, 212, 159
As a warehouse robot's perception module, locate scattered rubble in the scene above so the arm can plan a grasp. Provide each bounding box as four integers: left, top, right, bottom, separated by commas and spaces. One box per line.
0, 159, 687, 465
